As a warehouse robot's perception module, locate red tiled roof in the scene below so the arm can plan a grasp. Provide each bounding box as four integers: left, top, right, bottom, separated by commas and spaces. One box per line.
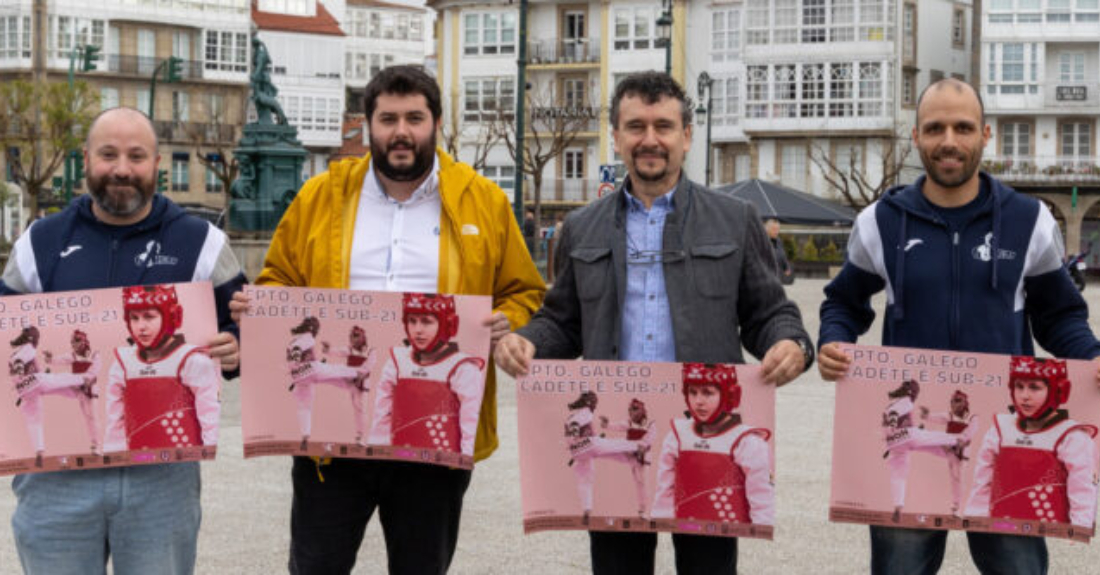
252, 0, 346, 36
332, 114, 369, 161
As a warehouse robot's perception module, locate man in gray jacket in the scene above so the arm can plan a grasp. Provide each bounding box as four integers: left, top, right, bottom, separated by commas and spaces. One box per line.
495, 72, 813, 575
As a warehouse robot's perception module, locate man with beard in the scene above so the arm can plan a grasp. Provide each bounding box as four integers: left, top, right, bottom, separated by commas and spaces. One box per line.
495, 72, 813, 574
818, 78, 1100, 574
0, 106, 246, 573
231, 65, 544, 574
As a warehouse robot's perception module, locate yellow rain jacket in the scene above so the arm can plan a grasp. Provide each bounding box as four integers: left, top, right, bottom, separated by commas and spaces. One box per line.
257, 148, 545, 461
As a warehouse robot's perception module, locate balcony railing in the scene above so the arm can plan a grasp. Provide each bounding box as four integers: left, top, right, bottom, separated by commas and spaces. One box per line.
153, 120, 236, 144
525, 178, 600, 204
528, 39, 600, 65
982, 156, 1100, 183
108, 55, 203, 80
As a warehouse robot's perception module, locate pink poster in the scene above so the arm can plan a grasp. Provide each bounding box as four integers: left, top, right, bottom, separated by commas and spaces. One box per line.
0, 282, 220, 476
830, 344, 1100, 542
517, 360, 776, 540
239, 286, 491, 470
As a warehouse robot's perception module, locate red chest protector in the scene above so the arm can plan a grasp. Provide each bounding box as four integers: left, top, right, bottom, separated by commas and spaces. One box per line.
946, 416, 973, 434
115, 344, 203, 450
671, 418, 769, 523
390, 347, 483, 452
346, 351, 368, 368
71, 354, 95, 374
627, 426, 648, 441
989, 414, 1096, 523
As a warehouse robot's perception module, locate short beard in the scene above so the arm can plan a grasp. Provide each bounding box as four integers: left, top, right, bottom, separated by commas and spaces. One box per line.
631, 148, 670, 183
371, 133, 436, 182
920, 146, 982, 189
87, 174, 154, 218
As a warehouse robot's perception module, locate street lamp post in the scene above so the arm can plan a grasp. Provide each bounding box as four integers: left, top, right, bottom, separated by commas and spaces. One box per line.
695, 72, 714, 188
656, 0, 673, 76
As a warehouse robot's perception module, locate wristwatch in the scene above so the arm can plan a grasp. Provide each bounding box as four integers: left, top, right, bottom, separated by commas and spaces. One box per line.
795, 338, 814, 371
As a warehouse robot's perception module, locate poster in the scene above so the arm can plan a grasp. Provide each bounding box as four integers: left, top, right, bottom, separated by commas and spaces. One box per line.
830, 344, 1100, 542
0, 282, 220, 476
239, 286, 491, 470
517, 360, 776, 540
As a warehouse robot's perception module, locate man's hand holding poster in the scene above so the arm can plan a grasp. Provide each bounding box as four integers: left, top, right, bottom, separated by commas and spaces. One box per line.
517, 360, 776, 540
830, 343, 1100, 542
239, 286, 490, 470
0, 282, 219, 475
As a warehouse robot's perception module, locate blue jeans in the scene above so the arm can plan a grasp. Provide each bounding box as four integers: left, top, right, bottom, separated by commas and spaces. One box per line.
11, 463, 202, 575
870, 526, 1048, 575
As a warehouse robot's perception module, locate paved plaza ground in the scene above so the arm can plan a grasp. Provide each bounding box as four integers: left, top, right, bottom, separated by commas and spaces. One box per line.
3, 278, 1100, 573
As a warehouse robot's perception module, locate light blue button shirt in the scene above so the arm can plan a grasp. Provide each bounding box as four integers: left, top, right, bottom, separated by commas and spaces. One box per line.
620, 186, 676, 362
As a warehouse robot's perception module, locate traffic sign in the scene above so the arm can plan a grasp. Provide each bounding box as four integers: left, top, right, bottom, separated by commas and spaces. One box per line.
597, 182, 615, 198
598, 164, 616, 184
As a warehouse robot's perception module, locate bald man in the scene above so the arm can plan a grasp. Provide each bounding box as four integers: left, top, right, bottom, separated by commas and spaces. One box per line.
819, 79, 1100, 574
1, 107, 246, 574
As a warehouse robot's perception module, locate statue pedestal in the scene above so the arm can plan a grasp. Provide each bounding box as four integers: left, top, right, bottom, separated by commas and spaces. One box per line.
229, 124, 307, 232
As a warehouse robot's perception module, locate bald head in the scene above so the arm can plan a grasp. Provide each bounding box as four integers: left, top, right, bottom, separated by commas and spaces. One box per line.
916, 78, 985, 128
86, 107, 159, 152
83, 106, 160, 225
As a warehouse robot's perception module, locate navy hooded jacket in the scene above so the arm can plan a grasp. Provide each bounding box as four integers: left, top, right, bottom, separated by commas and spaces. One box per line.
820, 173, 1100, 360
0, 195, 246, 367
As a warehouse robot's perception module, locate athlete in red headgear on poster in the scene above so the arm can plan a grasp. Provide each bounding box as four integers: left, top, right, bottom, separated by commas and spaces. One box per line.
881, 379, 967, 522
651, 363, 775, 525
9, 327, 99, 466
286, 317, 377, 450
919, 390, 979, 516
965, 357, 1098, 527
599, 398, 656, 517
103, 285, 221, 453
368, 293, 485, 457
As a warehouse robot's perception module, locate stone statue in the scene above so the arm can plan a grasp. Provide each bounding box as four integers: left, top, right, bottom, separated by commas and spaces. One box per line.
250, 35, 288, 125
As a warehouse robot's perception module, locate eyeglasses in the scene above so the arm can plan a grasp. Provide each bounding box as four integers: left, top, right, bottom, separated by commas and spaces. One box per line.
627, 248, 686, 265
627, 231, 685, 265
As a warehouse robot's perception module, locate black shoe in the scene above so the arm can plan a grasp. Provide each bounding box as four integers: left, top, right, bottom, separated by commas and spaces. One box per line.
289, 383, 296, 392
15, 397, 21, 407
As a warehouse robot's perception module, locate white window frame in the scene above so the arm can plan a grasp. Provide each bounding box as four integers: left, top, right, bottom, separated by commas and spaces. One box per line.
1060, 52, 1085, 82
612, 6, 657, 51
711, 8, 741, 62
463, 11, 517, 56
463, 77, 516, 122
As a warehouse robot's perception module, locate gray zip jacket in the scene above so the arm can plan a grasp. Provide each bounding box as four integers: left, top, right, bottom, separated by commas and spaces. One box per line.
518, 174, 813, 365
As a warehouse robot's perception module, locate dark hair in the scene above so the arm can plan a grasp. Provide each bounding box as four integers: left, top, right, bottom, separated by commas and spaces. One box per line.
363, 65, 442, 123
609, 72, 692, 130
915, 78, 985, 127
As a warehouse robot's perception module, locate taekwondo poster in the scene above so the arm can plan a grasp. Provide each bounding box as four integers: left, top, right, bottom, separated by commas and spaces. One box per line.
830, 344, 1100, 542
239, 286, 491, 470
0, 282, 220, 476
517, 361, 776, 540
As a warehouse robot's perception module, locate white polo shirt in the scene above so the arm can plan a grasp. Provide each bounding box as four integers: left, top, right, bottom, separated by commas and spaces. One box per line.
348, 157, 441, 292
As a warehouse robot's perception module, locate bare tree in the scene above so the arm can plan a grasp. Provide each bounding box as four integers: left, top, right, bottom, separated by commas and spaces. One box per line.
440, 107, 504, 172
494, 83, 596, 258
0, 79, 98, 217
810, 128, 915, 209
183, 88, 245, 219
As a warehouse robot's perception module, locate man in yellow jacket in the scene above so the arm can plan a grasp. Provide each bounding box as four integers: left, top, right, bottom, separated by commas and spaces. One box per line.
233, 65, 544, 575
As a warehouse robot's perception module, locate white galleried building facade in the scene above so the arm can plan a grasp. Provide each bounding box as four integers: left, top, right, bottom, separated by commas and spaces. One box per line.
980, 0, 1100, 262
427, 0, 689, 210
427, 0, 975, 213
682, 0, 974, 199
342, 0, 431, 113
253, 0, 346, 178
0, 0, 252, 218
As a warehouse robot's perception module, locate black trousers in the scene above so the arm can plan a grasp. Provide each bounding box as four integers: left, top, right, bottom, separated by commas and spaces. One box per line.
288, 456, 472, 575
589, 530, 738, 575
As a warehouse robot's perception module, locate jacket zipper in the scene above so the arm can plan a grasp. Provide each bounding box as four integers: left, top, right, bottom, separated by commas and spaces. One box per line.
951, 230, 959, 349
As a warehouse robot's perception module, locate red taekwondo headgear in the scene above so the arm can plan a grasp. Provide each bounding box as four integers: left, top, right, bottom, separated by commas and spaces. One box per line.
1009, 356, 1071, 422
122, 285, 183, 351
681, 362, 741, 424
402, 293, 458, 352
